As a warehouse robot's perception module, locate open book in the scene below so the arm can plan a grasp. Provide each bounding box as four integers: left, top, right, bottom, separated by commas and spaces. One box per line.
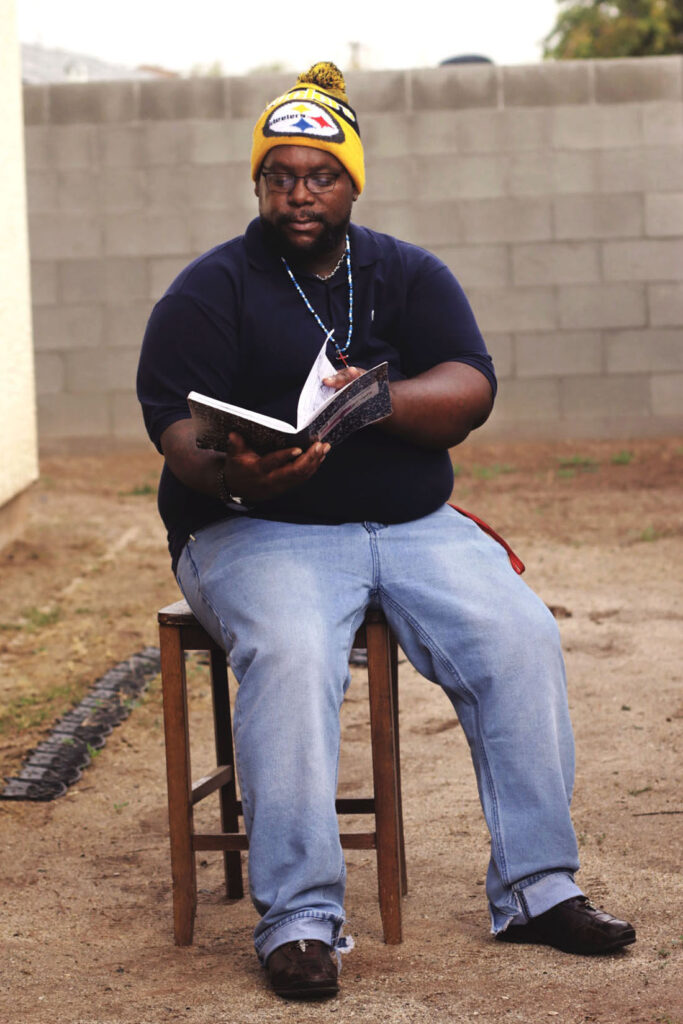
188, 345, 392, 456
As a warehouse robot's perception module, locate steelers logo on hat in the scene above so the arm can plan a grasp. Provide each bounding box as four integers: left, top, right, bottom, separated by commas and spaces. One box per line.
263, 101, 345, 143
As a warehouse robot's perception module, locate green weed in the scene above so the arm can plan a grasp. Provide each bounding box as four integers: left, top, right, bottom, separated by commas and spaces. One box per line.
471, 463, 516, 480
611, 449, 634, 465
557, 455, 598, 473
22, 606, 61, 631
628, 786, 652, 796
119, 483, 155, 497
637, 525, 663, 543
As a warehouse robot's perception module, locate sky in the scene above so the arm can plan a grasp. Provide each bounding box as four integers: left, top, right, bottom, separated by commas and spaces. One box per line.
16, 0, 562, 75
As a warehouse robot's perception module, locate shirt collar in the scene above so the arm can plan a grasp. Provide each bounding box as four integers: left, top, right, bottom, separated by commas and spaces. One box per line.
244, 217, 381, 273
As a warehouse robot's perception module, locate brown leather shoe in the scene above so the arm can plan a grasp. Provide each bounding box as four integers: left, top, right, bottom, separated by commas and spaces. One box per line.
497, 896, 636, 955
266, 939, 339, 999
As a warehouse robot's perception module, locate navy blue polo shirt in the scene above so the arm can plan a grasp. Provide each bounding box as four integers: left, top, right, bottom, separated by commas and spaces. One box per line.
137, 218, 496, 573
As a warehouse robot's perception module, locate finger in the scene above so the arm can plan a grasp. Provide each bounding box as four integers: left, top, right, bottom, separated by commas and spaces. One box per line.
322, 366, 364, 390
226, 431, 249, 454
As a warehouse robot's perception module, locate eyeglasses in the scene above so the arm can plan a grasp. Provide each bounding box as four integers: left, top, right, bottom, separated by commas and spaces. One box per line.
261, 170, 341, 194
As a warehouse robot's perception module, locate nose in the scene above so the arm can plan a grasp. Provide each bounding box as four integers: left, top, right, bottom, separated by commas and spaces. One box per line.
287, 176, 314, 205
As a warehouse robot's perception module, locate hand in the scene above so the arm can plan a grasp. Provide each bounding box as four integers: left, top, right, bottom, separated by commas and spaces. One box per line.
322, 365, 365, 391
223, 432, 330, 502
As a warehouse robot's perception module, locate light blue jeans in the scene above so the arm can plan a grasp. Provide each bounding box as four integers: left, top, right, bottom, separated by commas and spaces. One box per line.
176, 505, 582, 962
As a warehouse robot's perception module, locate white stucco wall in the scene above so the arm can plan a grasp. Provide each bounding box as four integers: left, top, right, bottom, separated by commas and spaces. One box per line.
0, 0, 38, 509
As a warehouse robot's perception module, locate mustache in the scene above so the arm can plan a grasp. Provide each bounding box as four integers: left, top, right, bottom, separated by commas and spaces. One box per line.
277, 213, 325, 225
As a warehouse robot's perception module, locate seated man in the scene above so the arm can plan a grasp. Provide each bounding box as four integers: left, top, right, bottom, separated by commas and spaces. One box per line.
137, 62, 635, 1000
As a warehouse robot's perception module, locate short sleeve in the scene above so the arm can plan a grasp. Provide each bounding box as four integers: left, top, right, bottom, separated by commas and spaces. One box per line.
136, 291, 241, 451
400, 250, 497, 396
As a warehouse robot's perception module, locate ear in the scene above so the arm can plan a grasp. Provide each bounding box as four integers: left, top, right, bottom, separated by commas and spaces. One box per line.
352, 188, 359, 202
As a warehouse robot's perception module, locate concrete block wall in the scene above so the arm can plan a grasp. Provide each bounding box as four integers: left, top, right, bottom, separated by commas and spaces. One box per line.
23, 57, 683, 447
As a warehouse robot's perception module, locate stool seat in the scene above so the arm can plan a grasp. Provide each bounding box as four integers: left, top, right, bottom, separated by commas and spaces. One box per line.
158, 598, 406, 946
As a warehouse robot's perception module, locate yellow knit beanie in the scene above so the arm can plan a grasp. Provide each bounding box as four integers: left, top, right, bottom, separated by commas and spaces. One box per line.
251, 62, 365, 194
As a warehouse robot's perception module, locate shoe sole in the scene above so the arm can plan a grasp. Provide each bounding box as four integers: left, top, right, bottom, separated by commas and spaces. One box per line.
274, 983, 339, 1000
497, 927, 636, 955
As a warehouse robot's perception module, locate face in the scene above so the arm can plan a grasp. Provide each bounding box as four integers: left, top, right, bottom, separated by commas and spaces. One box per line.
255, 145, 358, 265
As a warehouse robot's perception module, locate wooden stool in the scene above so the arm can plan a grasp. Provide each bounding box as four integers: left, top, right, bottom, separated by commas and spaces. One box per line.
158, 598, 407, 946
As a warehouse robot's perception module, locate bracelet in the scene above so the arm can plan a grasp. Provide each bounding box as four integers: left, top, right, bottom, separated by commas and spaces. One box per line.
217, 464, 245, 508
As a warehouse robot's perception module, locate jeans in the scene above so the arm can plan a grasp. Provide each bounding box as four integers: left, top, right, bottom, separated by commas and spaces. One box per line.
176, 505, 581, 962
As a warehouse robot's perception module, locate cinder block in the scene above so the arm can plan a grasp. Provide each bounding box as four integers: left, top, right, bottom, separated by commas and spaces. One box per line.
558, 284, 646, 329
48, 81, 138, 124
646, 193, 683, 236
467, 286, 557, 332
649, 283, 683, 325
506, 150, 597, 197
361, 157, 414, 202
113, 392, 149, 440
28, 213, 101, 260
410, 111, 459, 156
38, 392, 110, 439
362, 114, 411, 159
502, 63, 591, 107
227, 72, 294, 119
484, 333, 514, 379
560, 374, 651, 418
139, 77, 226, 120
455, 108, 552, 154
641, 102, 683, 144
381, 199, 460, 246
190, 119, 254, 164
59, 259, 103, 303
100, 168, 146, 210
186, 163, 257, 209
606, 329, 683, 373
416, 153, 505, 201
432, 245, 509, 288
597, 145, 683, 193
489, 378, 561, 421
23, 85, 48, 125
603, 240, 683, 282
57, 169, 99, 212
144, 122, 191, 166
32, 304, 103, 351
30, 261, 58, 306
595, 56, 682, 104
410, 65, 498, 111
34, 353, 65, 395
104, 259, 150, 303
148, 256, 193, 299
65, 347, 140, 392
552, 104, 642, 149
103, 301, 154, 348
512, 242, 600, 286
50, 124, 99, 168
104, 213, 190, 257
345, 70, 409, 113
98, 124, 146, 167
516, 331, 602, 378
553, 195, 643, 240
145, 165, 189, 212
460, 197, 552, 243
651, 373, 683, 415
189, 207, 254, 253
26, 170, 58, 211
24, 126, 50, 169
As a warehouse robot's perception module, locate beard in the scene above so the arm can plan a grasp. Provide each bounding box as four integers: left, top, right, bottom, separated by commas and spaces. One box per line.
259, 211, 350, 267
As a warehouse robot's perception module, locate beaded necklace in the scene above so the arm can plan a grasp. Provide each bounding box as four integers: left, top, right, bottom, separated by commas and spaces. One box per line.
281, 234, 353, 366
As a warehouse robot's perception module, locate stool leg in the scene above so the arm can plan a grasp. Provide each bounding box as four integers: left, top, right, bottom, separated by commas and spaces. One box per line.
159, 624, 197, 945
209, 647, 244, 900
390, 636, 408, 897
366, 619, 403, 944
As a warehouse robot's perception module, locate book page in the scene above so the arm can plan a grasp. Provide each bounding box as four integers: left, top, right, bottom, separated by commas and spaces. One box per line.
295, 337, 338, 428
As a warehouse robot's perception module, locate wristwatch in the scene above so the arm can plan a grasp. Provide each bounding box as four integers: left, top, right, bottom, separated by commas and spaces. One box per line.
217, 465, 246, 508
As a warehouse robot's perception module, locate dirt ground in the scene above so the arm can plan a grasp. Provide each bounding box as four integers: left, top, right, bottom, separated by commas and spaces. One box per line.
0, 437, 681, 1024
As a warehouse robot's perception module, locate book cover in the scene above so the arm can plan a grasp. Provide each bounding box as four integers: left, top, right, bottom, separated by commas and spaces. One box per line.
188, 362, 392, 456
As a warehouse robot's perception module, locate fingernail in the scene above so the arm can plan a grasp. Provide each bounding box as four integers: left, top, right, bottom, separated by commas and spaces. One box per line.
291, 448, 302, 457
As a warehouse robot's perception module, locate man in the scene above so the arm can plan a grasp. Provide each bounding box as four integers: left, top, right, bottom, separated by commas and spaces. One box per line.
137, 62, 635, 999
